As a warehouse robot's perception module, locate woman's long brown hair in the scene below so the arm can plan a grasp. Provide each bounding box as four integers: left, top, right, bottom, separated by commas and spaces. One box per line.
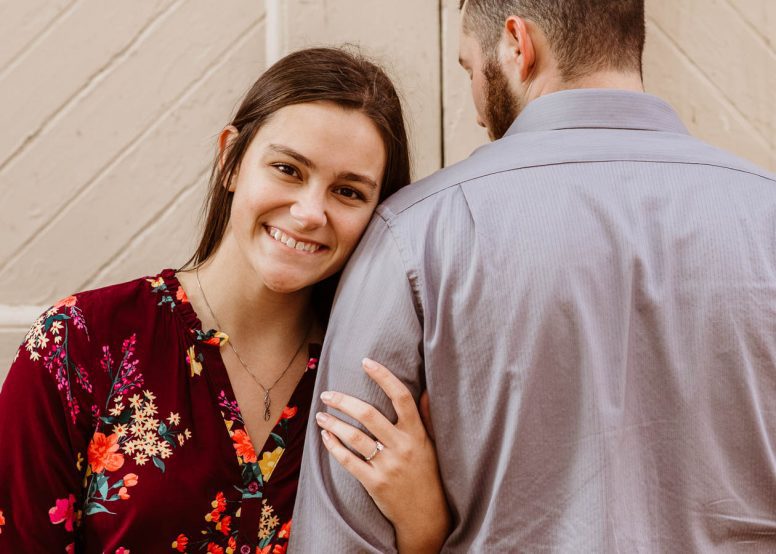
182, 47, 412, 322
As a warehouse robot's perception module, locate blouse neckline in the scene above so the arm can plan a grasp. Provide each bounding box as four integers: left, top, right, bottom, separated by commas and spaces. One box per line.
160, 268, 216, 338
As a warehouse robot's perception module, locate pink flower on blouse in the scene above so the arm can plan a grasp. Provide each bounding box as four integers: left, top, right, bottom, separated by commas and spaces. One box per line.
48, 494, 76, 532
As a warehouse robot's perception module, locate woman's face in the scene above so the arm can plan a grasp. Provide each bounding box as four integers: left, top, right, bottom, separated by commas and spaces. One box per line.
223, 101, 387, 294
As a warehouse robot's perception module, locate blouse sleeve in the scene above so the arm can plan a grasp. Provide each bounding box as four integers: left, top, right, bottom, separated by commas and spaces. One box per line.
0, 300, 95, 551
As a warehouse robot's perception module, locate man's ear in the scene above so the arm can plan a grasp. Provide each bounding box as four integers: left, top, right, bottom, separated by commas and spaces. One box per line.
503, 16, 535, 81
218, 125, 239, 191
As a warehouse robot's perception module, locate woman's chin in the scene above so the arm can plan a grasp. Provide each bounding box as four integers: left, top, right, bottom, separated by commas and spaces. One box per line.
260, 274, 316, 296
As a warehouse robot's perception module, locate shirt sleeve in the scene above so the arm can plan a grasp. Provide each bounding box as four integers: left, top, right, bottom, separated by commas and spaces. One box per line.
290, 214, 423, 553
0, 303, 94, 551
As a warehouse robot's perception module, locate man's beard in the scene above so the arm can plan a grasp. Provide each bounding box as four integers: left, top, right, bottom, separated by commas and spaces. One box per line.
482, 57, 521, 141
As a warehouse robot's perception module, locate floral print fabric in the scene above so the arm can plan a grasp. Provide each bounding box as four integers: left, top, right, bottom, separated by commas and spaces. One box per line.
0, 270, 318, 552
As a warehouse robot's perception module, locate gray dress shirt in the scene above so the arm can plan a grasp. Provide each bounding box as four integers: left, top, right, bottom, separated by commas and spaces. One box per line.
290, 89, 776, 553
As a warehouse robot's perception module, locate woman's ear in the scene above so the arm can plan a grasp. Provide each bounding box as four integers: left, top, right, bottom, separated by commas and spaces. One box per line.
218, 125, 239, 191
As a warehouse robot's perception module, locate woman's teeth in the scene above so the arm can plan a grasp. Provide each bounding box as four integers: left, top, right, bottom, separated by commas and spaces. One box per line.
266, 226, 321, 253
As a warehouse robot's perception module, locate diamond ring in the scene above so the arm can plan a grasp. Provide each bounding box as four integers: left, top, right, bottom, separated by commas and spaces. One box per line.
364, 440, 384, 462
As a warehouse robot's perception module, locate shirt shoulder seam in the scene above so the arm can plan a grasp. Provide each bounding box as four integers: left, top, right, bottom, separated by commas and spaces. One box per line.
375, 210, 425, 324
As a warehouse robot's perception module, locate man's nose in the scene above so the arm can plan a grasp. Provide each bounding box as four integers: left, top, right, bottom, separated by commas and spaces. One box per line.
290, 190, 327, 229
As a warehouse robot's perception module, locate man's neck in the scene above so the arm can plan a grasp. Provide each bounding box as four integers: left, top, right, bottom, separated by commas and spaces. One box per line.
567, 70, 644, 92
526, 70, 644, 103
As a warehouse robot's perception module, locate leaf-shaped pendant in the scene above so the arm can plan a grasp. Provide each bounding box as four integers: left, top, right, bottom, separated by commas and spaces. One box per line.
263, 390, 271, 421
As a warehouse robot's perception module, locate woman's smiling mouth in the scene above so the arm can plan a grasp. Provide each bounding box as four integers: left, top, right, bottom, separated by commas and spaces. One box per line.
265, 225, 324, 253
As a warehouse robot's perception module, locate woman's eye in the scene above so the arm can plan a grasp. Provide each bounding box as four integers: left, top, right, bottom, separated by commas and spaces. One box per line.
334, 186, 365, 201
272, 163, 299, 178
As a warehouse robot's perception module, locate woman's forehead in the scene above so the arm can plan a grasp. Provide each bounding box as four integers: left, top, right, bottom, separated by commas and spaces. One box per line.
250, 103, 386, 176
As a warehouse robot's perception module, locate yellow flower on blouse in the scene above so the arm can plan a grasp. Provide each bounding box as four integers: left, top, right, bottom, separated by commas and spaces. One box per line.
187, 346, 202, 377
259, 447, 284, 482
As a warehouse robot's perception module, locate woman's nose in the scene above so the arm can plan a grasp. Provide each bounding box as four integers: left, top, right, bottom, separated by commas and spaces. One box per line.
289, 191, 327, 229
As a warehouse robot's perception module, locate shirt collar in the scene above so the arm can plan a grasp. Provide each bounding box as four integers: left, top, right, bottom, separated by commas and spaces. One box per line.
505, 89, 689, 136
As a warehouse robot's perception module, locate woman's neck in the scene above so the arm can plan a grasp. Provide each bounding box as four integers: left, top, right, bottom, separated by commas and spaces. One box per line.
185, 242, 313, 344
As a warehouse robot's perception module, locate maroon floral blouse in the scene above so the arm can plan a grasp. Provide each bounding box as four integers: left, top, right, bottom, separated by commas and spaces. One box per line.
0, 269, 320, 553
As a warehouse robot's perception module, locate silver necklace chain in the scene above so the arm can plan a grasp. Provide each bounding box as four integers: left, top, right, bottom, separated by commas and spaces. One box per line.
195, 267, 311, 421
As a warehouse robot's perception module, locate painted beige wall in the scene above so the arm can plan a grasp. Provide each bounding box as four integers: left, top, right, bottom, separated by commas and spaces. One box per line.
2, 1, 775, 377
266, 0, 442, 181
441, 0, 776, 169
1, 1, 268, 376
644, 0, 776, 172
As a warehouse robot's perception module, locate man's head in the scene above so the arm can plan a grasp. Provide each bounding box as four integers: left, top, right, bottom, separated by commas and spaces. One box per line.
458, 0, 646, 140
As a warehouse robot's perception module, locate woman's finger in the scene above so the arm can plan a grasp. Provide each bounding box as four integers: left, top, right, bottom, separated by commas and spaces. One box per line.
320, 430, 373, 483
315, 411, 385, 459
320, 390, 396, 446
361, 358, 420, 425
419, 389, 435, 442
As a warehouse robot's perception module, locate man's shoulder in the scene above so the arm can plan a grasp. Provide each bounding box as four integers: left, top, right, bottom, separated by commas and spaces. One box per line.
377, 157, 478, 219
376, 138, 518, 221
379, 129, 775, 222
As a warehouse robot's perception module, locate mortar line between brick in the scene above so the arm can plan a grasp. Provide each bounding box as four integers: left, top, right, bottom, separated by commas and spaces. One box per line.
0, 14, 267, 278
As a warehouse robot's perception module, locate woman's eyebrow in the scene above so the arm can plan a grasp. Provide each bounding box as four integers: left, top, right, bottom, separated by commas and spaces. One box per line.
268, 143, 315, 168
337, 172, 378, 190
269, 143, 377, 190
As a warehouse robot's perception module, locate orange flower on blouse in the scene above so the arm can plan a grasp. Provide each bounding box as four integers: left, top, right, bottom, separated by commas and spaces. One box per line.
176, 286, 188, 303
54, 295, 77, 309
171, 534, 188, 552
211, 491, 226, 512
231, 429, 257, 463
206, 542, 223, 554
277, 519, 291, 539
280, 406, 297, 420
87, 432, 125, 473
123, 473, 138, 487
217, 514, 231, 535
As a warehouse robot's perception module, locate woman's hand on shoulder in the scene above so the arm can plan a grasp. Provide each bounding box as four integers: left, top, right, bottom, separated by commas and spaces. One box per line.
315, 358, 450, 554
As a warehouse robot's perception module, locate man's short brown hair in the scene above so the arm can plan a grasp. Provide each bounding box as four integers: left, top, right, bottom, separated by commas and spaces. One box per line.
460, 0, 645, 81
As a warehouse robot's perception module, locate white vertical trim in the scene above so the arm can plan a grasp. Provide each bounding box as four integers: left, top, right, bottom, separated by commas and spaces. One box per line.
0, 305, 46, 328
265, 0, 285, 66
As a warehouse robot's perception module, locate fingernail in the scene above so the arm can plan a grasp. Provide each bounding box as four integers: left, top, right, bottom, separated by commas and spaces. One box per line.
315, 412, 329, 424
321, 429, 331, 442
320, 391, 334, 402
362, 358, 377, 370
